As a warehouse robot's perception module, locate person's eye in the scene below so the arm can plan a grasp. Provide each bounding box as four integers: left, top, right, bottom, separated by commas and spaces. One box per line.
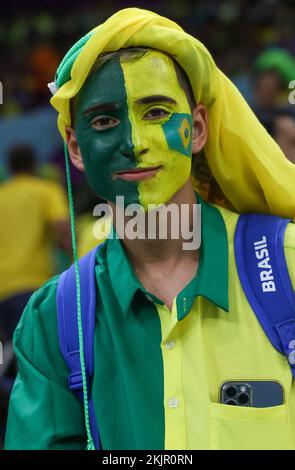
91, 115, 119, 131
144, 108, 170, 121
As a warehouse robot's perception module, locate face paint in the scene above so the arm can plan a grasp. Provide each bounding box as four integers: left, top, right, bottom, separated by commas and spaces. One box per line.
121, 51, 193, 209
74, 50, 193, 210
74, 59, 140, 207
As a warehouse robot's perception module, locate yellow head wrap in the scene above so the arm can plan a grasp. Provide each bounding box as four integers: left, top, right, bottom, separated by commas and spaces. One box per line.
50, 7, 295, 218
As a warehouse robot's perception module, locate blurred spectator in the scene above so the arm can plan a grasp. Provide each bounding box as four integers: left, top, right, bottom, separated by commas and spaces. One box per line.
263, 109, 295, 164
274, 111, 295, 164
74, 183, 110, 257
29, 44, 60, 103
253, 48, 295, 123
0, 388, 9, 449
254, 69, 284, 116
0, 330, 15, 448
78, 212, 112, 258
1, 1, 294, 119
0, 144, 71, 341
255, 48, 295, 90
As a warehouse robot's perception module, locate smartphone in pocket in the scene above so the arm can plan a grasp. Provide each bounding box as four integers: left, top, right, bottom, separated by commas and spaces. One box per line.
220, 381, 284, 407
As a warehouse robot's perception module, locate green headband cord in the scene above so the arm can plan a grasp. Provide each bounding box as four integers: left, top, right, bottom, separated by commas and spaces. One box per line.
56, 32, 95, 451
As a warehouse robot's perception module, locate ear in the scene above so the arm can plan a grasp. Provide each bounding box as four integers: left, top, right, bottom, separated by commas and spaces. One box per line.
191, 104, 208, 154
65, 126, 85, 172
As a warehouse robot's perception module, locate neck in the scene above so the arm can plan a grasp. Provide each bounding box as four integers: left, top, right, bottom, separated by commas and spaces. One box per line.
109, 178, 199, 267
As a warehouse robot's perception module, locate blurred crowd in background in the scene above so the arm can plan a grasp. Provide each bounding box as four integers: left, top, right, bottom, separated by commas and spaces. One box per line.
0, 0, 295, 448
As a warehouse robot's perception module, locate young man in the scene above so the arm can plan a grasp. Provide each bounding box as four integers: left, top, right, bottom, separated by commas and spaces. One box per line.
5, 8, 295, 450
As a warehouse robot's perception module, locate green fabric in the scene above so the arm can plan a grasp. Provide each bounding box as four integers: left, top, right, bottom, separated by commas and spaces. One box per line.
255, 47, 295, 85
4, 276, 86, 450
5, 196, 228, 450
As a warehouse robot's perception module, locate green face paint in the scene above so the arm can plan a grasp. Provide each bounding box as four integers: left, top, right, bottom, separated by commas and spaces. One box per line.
74, 50, 193, 210
74, 59, 140, 207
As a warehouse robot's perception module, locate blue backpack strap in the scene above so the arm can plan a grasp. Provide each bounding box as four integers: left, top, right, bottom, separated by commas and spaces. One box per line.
56, 244, 102, 449
234, 213, 295, 378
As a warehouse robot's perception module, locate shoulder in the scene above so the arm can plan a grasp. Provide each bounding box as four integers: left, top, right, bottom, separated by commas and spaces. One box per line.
210, 203, 239, 244
284, 222, 295, 249
16, 274, 60, 332
284, 222, 295, 291
13, 274, 68, 383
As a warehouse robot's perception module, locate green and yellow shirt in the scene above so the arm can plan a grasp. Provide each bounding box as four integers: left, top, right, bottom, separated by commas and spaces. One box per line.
5, 197, 295, 450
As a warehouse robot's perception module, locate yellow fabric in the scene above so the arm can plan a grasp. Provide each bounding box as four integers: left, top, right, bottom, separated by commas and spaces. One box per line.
77, 214, 112, 258
156, 204, 295, 450
0, 175, 68, 301
50, 7, 295, 218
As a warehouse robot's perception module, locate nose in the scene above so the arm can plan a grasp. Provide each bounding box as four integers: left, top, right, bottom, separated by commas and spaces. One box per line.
119, 122, 135, 160
121, 148, 135, 159
133, 133, 149, 159
119, 117, 149, 160
120, 144, 149, 160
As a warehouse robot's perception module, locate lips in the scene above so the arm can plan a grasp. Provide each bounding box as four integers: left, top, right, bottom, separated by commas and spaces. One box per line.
113, 165, 162, 181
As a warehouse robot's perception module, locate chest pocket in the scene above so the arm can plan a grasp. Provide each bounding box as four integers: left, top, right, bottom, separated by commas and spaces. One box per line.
209, 402, 290, 450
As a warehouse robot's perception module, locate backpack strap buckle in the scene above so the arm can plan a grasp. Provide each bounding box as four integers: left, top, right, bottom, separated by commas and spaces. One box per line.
276, 319, 295, 378
69, 371, 84, 393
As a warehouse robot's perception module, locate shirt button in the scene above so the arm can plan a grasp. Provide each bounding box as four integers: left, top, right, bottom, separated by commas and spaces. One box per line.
165, 341, 175, 350
168, 398, 179, 408
145, 294, 153, 302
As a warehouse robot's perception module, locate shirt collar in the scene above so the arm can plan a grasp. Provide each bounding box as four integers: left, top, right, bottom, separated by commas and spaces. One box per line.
106, 226, 143, 316
176, 194, 229, 321
103, 194, 229, 319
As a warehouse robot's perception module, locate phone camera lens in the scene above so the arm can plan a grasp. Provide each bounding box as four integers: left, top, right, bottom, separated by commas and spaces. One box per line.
225, 385, 237, 398
225, 399, 237, 405
237, 392, 250, 406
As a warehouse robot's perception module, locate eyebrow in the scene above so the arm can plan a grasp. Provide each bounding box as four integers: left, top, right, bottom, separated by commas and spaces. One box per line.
83, 102, 119, 116
135, 95, 177, 105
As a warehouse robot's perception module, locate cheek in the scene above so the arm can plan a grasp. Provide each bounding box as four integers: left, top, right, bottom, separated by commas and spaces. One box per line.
162, 114, 193, 158
138, 152, 191, 209
148, 131, 167, 155
136, 114, 193, 160
77, 129, 117, 169
134, 122, 166, 153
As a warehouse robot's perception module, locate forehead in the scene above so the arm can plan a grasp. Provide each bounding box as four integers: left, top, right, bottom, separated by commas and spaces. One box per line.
77, 50, 184, 107
76, 59, 126, 109
120, 50, 181, 99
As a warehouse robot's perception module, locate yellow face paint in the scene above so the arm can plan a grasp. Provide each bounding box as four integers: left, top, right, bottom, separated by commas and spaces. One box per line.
121, 50, 193, 210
